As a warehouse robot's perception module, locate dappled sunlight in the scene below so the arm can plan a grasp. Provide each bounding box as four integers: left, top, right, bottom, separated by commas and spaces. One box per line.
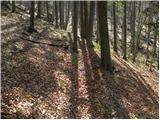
2, 87, 34, 118
14, 41, 25, 50
1, 1, 159, 119
27, 54, 45, 65
48, 91, 70, 118
54, 70, 71, 92
110, 55, 159, 118
2, 87, 58, 118
31, 46, 46, 55
78, 39, 158, 118
75, 51, 92, 118
2, 25, 18, 32
1, 9, 74, 118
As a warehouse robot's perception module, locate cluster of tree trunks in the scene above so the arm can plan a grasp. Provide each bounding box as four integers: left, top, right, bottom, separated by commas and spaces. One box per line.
7, 1, 158, 71
75, 1, 112, 71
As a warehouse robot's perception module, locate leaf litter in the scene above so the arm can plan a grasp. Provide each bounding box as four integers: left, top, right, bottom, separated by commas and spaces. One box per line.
1, 8, 159, 119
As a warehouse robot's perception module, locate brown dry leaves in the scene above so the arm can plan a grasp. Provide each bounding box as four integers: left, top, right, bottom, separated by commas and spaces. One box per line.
1, 8, 159, 119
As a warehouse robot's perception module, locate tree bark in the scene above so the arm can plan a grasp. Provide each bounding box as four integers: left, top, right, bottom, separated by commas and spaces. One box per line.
12, 1, 15, 12
84, 1, 88, 39
145, 16, 152, 65
87, 1, 95, 47
153, 17, 158, 59
55, 1, 58, 28
98, 1, 112, 72
28, 1, 35, 33
46, 1, 50, 22
113, 1, 118, 54
52, 1, 55, 22
80, 1, 85, 39
37, 1, 41, 18
73, 1, 78, 52
65, 1, 70, 30
131, 2, 136, 62
59, 1, 64, 29
133, 3, 147, 62
96, 2, 100, 43
2, 1, 10, 9
122, 2, 127, 60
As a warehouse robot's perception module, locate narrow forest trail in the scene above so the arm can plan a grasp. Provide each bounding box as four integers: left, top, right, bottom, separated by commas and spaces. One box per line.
1, 8, 159, 119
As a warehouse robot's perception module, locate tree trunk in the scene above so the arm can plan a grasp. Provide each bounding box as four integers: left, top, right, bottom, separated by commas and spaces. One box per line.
84, 1, 88, 39
98, 1, 112, 72
146, 16, 152, 65
129, 2, 132, 33
133, 3, 146, 62
2, 1, 10, 9
96, 2, 100, 43
131, 2, 136, 62
12, 1, 15, 12
73, 1, 78, 52
52, 1, 55, 22
122, 1, 127, 60
113, 1, 118, 54
80, 1, 85, 39
62, 2, 65, 29
28, 1, 35, 33
55, 1, 58, 28
46, 1, 50, 22
65, 1, 70, 30
157, 49, 159, 70
59, 2, 62, 29
153, 17, 158, 59
59, 1, 64, 29
37, 1, 41, 18
151, 19, 158, 68
87, 1, 95, 47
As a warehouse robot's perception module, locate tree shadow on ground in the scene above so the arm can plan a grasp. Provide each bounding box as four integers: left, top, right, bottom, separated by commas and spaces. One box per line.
1, 7, 158, 118
79, 39, 158, 118
1, 23, 66, 118
1, 10, 73, 118
79, 39, 130, 118
1, 22, 24, 31
67, 33, 79, 118
68, 50, 79, 118
112, 55, 159, 118
1, 34, 60, 118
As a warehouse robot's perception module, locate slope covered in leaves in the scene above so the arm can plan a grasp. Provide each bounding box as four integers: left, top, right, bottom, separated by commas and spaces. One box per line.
1, 8, 159, 119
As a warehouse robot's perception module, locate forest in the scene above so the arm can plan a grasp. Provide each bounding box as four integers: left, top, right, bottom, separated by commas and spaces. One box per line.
1, 0, 159, 119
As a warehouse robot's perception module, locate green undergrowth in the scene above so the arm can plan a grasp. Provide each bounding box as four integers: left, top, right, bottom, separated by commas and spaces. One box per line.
93, 41, 101, 55
92, 41, 158, 70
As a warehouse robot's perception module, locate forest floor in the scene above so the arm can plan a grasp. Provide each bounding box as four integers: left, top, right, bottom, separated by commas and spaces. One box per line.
1, 7, 159, 119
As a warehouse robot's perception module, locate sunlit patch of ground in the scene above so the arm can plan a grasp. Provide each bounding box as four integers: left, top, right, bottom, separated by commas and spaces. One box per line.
1, 7, 159, 119
1, 9, 73, 118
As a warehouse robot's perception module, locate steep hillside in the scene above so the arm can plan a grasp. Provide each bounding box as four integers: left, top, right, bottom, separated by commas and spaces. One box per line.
1, 7, 159, 119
